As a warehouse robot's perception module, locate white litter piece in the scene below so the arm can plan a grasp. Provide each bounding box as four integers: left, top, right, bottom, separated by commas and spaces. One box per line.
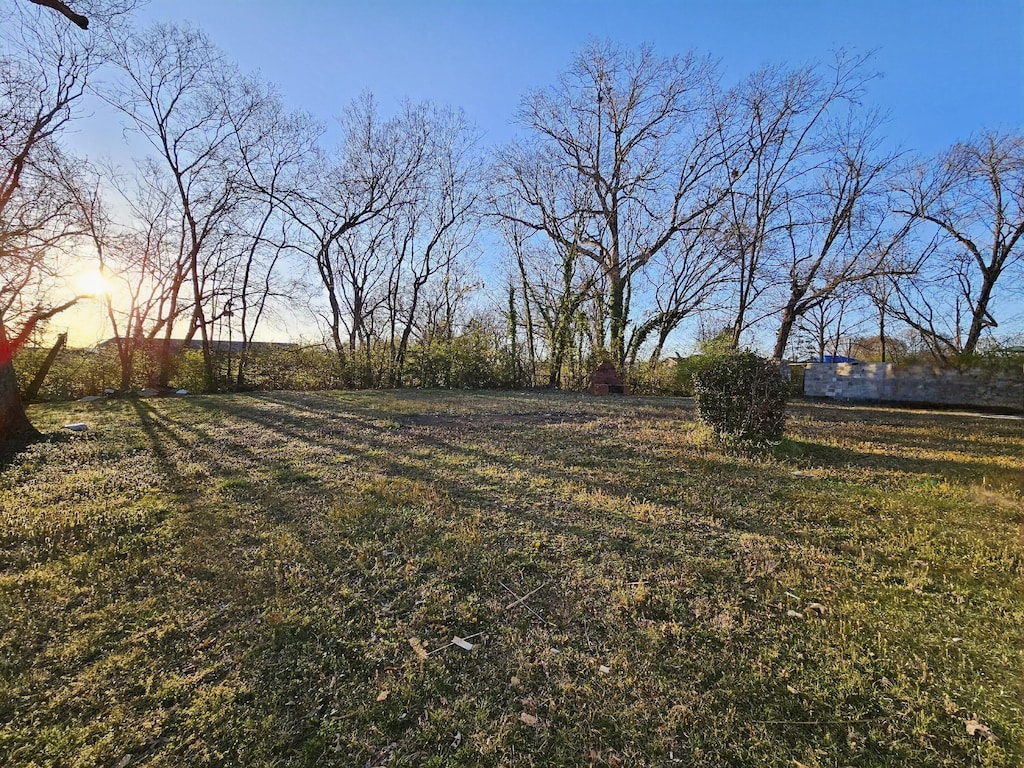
452, 636, 475, 651
599, 665, 611, 674
63, 422, 88, 432
104, 388, 116, 395
787, 609, 804, 619
175, 389, 189, 396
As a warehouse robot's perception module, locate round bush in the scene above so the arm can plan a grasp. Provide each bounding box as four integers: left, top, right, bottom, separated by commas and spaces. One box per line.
693, 351, 789, 441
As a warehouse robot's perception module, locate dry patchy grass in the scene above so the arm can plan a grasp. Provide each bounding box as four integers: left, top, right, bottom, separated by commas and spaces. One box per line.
1, 391, 1021, 767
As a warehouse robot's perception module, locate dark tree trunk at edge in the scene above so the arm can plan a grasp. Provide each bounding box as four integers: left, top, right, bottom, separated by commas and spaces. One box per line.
0, 322, 39, 442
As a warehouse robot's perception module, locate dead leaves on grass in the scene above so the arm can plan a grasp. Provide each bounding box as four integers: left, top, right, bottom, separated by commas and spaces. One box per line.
965, 717, 997, 743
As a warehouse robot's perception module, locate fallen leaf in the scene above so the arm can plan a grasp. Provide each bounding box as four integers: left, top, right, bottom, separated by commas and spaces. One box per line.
510, 676, 521, 688
599, 665, 611, 674
786, 684, 799, 694
609, 753, 624, 768
376, 689, 389, 702
965, 718, 997, 742
408, 637, 429, 660
805, 602, 828, 615
520, 711, 539, 726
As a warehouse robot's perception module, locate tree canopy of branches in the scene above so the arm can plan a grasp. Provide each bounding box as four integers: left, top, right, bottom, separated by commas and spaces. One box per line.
493, 41, 735, 369
891, 132, 1024, 359
5, 20, 1023, 425
1, 0, 98, 439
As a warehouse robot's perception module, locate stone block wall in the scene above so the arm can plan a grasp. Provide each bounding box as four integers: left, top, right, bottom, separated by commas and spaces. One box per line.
800, 362, 1023, 411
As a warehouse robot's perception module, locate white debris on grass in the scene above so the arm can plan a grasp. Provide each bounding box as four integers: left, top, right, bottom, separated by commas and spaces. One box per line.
63, 422, 88, 432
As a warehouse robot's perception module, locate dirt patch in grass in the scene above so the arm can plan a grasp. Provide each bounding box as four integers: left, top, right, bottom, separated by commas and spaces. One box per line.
1, 391, 1021, 767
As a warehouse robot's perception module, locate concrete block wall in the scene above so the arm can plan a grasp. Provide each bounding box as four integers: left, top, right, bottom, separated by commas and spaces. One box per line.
801, 362, 1023, 411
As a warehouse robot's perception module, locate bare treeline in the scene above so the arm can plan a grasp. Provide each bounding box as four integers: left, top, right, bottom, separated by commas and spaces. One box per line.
3, 8, 1022, 413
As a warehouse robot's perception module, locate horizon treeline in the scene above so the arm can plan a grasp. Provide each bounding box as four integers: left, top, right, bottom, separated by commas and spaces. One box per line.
3, 2, 1023, 396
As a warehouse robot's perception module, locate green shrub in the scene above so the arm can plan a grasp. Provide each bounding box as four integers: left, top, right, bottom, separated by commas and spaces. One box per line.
693, 351, 789, 442
673, 329, 735, 396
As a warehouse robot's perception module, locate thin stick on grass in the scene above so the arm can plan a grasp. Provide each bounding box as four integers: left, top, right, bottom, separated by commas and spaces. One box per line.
503, 580, 550, 609
500, 581, 553, 625
749, 717, 889, 726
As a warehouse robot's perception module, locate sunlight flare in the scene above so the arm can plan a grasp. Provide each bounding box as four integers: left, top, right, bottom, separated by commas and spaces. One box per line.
76, 269, 114, 298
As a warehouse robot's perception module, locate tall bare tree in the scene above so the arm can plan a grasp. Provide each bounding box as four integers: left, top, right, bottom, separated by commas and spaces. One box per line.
0, 0, 111, 440
225, 91, 318, 388
281, 95, 427, 379
769, 113, 910, 359
717, 52, 875, 350
385, 104, 481, 386
106, 23, 272, 390
891, 132, 1024, 358
494, 41, 736, 369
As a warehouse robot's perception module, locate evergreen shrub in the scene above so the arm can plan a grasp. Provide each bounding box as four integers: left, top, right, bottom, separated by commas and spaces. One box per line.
693, 351, 789, 441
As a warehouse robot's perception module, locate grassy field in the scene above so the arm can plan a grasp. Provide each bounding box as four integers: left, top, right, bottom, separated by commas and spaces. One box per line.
1, 390, 1021, 767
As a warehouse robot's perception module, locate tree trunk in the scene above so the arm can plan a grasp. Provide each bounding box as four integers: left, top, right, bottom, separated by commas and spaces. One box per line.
962, 267, 998, 356
878, 307, 886, 363
0, 322, 38, 442
607, 274, 627, 368
773, 306, 798, 360
23, 332, 67, 401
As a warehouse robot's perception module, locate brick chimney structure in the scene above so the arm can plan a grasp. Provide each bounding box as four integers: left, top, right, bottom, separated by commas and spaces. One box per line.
588, 361, 631, 395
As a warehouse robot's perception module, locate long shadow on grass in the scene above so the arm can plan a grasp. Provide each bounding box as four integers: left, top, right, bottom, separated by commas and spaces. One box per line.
101, 393, 1021, 766
783, 437, 1024, 492
179, 392, 792, 583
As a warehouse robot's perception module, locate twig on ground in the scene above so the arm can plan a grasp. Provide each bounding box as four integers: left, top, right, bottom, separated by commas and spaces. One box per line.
500, 581, 553, 625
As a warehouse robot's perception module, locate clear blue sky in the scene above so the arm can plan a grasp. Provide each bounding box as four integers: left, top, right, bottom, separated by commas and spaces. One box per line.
123, 0, 1023, 155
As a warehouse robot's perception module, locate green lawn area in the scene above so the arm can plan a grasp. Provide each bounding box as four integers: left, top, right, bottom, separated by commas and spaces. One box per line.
1, 391, 1021, 767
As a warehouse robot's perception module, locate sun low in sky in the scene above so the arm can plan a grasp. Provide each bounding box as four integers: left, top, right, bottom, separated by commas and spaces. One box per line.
75, 269, 114, 299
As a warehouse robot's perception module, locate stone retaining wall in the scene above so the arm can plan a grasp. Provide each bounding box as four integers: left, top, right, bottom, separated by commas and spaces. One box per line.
801, 362, 1024, 411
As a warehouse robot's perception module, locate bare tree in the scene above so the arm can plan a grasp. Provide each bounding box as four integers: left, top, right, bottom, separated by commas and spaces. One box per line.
0, 1, 98, 439
891, 132, 1024, 358
226, 91, 318, 388
69, 160, 195, 390
106, 23, 273, 390
718, 52, 875, 350
281, 95, 427, 379
769, 113, 910, 359
791, 288, 863, 361
494, 41, 735, 369
626, 205, 731, 364
385, 104, 481, 386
